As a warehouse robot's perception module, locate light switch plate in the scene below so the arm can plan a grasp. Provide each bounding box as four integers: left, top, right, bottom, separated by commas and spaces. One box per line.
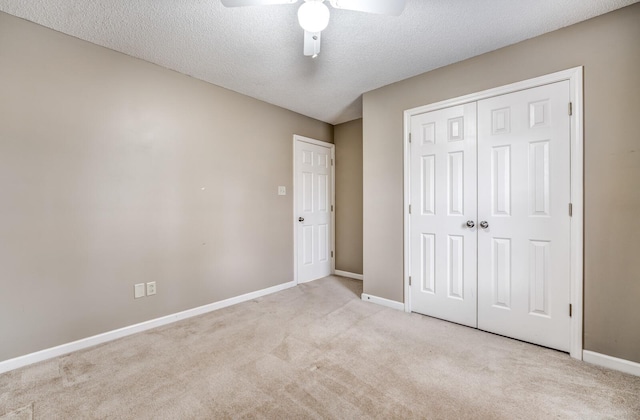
278, 186, 286, 195
134, 283, 145, 299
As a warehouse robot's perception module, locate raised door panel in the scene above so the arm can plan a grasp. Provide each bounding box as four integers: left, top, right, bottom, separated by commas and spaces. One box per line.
421, 155, 436, 215
302, 171, 313, 213
447, 235, 464, 299
421, 233, 435, 293
302, 225, 314, 265
492, 238, 511, 309
491, 146, 511, 216
448, 152, 464, 216
529, 240, 550, 316
529, 141, 550, 217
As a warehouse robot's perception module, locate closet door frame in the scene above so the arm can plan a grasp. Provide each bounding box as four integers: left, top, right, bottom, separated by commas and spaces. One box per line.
402, 67, 584, 360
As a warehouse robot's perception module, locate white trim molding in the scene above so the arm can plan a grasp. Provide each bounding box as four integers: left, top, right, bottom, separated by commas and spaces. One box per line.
361, 293, 405, 311
0, 280, 297, 375
583, 350, 640, 377
403, 67, 584, 359
334, 270, 363, 280
568, 69, 584, 360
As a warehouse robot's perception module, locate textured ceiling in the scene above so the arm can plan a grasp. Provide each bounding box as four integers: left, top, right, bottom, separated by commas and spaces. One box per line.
0, 0, 637, 124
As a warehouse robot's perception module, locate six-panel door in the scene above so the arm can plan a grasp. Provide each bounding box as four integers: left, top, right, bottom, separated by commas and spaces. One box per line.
296, 140, 332, 283
477, 81, 571, 351
410, 103, 478, 327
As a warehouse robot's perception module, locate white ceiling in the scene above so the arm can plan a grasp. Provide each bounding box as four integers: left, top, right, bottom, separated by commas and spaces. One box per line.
0, 0, 636, 124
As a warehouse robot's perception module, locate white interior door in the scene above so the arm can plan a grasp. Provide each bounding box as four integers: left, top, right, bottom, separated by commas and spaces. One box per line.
410, 103, 478, 327
477, 81, 571, 351
408, 81, 572, 352
295, 137, 333, 283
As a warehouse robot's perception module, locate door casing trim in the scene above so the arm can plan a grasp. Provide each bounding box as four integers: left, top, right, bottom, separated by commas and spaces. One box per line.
293, 135, 336, 284
402, 67, 584, 359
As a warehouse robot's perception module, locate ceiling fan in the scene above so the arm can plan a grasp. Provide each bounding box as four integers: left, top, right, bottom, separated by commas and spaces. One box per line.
221, 0, 407, 57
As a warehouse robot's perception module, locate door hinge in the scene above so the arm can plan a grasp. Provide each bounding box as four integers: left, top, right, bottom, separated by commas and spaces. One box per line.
331, 205, 334, 212
331, 158, 334, 166
409, 276, 412, 286
569, 203, 573, 217
409, 204, 412, 214
569, 303, 572, 317
569, 102, 573, 116
409, 132, 412, 143
331, 251, 334, 258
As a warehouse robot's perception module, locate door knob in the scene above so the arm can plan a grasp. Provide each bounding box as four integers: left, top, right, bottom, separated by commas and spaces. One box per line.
466, 220, 475, 228
480, 221, 489, 229
298, 217, 305, 222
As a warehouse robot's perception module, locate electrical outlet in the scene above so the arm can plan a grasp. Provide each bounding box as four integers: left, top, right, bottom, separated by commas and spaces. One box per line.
146, 281, 156, 296
278, 186, 286, 196
134, 283, 145, 299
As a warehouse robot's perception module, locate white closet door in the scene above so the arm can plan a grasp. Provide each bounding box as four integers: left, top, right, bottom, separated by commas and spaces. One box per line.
477, 81, 572, 351
410, 103, 478, 327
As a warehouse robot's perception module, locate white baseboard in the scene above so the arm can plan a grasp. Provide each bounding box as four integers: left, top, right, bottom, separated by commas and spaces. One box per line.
334, 270, 363, 281
583, 350, 640, 377
361, 293, 404, 311
0, 280, 297, 375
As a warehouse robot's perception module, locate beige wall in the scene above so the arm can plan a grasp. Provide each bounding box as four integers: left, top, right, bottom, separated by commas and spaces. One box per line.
334, 119, 363, 274
363, 4, 640, 363
0, 12, 333, 362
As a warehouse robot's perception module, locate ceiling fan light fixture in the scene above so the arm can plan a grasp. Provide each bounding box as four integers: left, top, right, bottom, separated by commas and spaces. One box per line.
297, 1, 330, 33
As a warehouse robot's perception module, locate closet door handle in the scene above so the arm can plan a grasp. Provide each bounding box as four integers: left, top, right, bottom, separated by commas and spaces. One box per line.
479, 221, 489, 229
466, 220, 475, 228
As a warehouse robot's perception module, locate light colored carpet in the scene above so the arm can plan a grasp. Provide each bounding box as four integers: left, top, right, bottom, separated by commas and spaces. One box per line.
1, 276, 639, 419
0, 403, 32, 420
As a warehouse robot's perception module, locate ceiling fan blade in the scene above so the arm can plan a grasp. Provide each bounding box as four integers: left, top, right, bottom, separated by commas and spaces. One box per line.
328, 0, 406, 16
303, 31, 321, 57
221, 0, 297, 7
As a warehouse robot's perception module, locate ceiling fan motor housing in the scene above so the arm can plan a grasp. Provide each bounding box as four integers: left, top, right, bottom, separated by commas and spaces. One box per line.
298, 0, 330, 33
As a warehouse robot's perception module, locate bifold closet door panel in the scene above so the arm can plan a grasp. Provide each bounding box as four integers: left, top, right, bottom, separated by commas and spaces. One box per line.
476, 81, 572, 352
410, 102, 477, 327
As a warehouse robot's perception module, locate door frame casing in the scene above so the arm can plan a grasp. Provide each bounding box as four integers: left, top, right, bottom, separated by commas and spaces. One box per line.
293, 134, 336, 284
402, 67, 584, 359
